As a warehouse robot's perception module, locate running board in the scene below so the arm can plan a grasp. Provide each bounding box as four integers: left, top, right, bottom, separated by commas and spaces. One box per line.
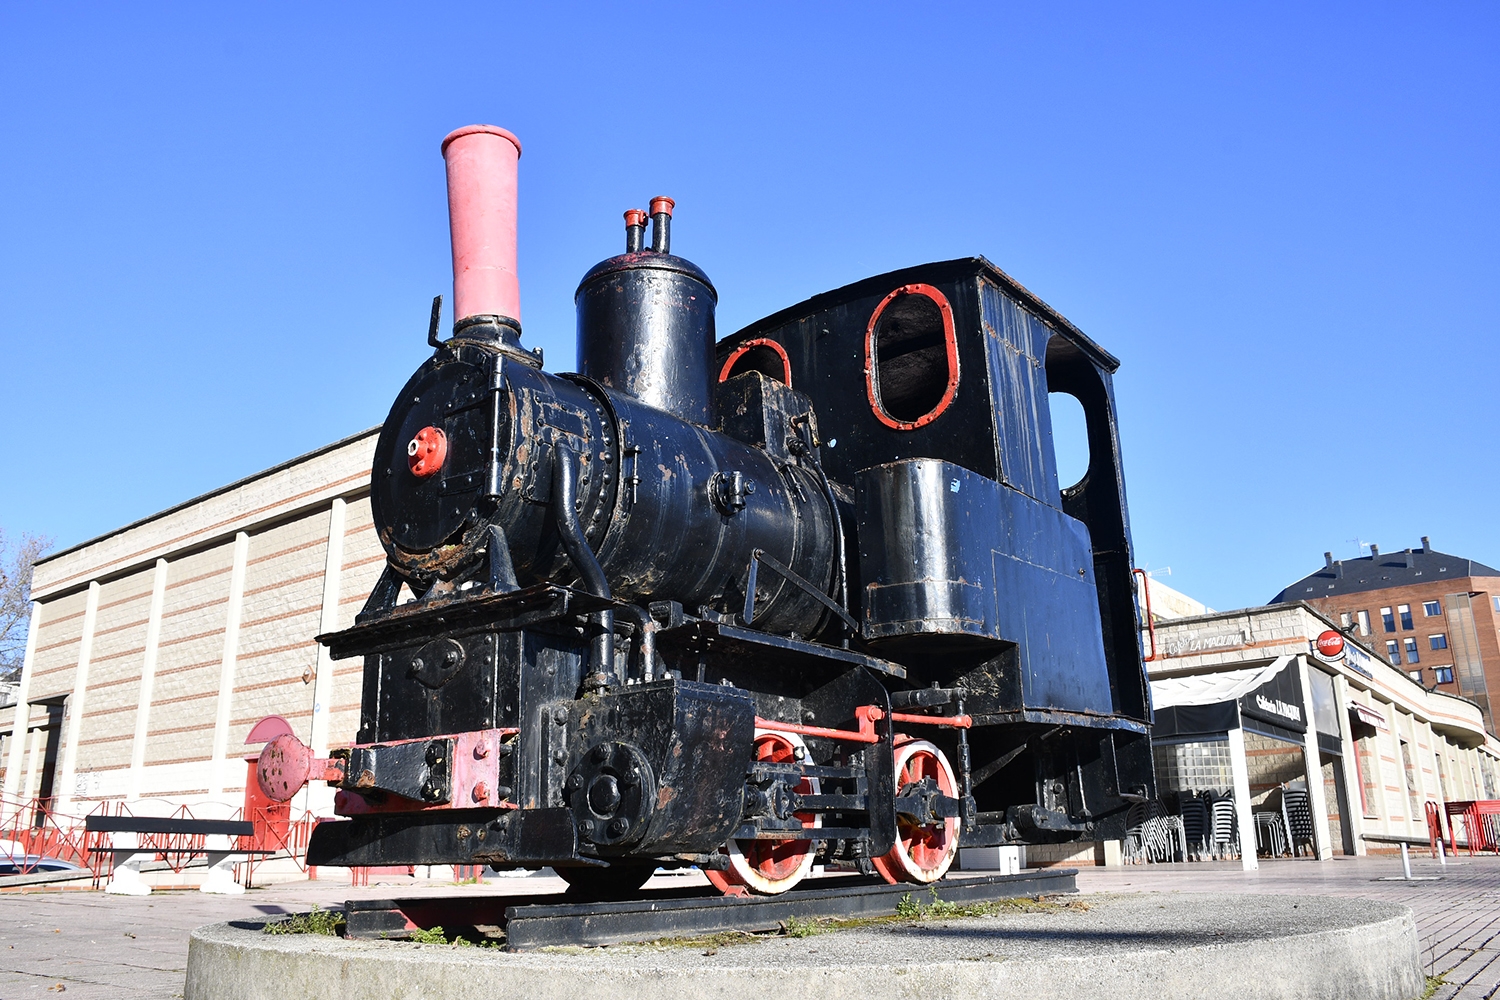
343, 869, 1077, 950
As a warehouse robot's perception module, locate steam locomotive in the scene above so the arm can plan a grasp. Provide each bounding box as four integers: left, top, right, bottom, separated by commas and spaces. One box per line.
256, 124, 1154, 897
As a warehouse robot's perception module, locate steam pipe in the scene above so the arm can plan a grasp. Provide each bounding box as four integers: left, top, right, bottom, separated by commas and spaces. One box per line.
624, 209, 647, 253
441, 124, 523, 327
649, 195, 674, 253
551, 444, 616, 688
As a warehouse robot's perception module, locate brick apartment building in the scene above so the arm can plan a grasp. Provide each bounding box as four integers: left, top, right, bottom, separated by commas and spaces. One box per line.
1272, 538, 1500, 735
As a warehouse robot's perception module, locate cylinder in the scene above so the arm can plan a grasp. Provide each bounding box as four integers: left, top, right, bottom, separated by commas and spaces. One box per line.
441, 124, 523, 326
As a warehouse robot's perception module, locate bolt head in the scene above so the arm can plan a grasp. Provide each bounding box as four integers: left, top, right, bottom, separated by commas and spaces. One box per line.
608, 817, 629, 836
567, 774, 583, 791
593, 743, 612, 762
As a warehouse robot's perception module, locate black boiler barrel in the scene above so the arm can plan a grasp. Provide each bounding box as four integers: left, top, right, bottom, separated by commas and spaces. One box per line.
575, 251, 718, 426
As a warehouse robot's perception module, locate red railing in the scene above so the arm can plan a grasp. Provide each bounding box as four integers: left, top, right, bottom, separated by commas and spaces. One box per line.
1444, 800, 1500, 856
0, 793, 325, 888
0, 793, 110, 880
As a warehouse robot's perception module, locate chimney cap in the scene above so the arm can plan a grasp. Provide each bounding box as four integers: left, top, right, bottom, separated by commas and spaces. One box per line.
1370, 544, 1380, 557
1422, 536, 1431, 551
1324, 552, 1335, 567
441, 124, 522, 157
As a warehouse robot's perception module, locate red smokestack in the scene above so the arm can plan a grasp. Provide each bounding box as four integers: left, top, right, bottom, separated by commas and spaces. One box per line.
440, 124, 523, 326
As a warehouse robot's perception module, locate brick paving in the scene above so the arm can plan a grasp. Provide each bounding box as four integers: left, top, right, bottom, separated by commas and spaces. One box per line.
1, 856, 1497, 999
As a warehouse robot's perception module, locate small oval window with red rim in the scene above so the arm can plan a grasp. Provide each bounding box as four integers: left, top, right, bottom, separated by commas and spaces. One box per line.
719, 338, 792, 387
407, 426, 447, 477
865, 284, 959, 430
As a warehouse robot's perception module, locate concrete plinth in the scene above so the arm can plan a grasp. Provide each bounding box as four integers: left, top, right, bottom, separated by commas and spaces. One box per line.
186, 892, 1424, 1000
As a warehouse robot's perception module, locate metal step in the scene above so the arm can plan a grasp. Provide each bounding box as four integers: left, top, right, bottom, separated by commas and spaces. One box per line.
344, 868, 1077, 950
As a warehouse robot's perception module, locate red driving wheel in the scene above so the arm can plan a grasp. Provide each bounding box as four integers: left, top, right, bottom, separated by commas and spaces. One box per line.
871, 737, 961, 884
704, 731, 821, 896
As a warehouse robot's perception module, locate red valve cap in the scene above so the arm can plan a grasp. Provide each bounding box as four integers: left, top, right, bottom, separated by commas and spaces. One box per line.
407, 426, 447, 477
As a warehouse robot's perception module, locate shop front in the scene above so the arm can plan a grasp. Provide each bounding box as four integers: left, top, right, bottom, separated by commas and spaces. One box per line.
1145, 602, 1500, 867
1151, 654, 1338, 869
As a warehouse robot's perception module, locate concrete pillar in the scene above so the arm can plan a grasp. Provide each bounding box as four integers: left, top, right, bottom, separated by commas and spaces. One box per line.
306, 499, 346, 816
209, 533, 251, 799
24, 725, 46, 800
1, 601, 42, 820
57, 582, 101, 813
1331, 674, 1366, 856
127, 560, 169, 801
1227, 725, 1258, 871
1295, 657, 1333, 860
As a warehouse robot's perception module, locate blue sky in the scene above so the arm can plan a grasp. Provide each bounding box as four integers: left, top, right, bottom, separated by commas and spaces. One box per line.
1, 2, 1495, 611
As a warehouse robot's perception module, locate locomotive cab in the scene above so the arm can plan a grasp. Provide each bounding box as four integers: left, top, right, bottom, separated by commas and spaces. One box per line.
718, 259, 1154, 847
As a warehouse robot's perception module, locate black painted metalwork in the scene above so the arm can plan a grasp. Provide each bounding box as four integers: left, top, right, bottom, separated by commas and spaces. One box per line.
299, 199, 1156, 891
341, 869, 1078, 949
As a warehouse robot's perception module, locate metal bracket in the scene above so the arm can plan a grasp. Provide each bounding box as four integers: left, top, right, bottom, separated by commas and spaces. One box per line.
427, 294, 445, 350
742, 548, 858, 635
486, 524, 519, 593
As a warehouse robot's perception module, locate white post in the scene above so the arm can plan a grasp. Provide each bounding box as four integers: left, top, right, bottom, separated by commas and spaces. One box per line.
56, 582, 101, 813
127, 560, 169, 801
306, 500, 346, 816
209, 533, 251, 799
1, 601, 42, 820
1227, 725, 1259, 871
23, 726, 46, 800
1296, 657, 1333, 860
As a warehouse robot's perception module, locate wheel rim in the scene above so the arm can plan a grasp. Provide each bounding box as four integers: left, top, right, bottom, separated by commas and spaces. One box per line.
872, 738, 960, 884
713, 731, 820, 895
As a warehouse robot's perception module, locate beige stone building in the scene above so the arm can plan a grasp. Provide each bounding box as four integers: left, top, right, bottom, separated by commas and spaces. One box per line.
1, 429, 383, 822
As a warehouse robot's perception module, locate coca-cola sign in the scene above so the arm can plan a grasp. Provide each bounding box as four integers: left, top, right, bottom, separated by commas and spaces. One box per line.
1312, 630, 1345, 662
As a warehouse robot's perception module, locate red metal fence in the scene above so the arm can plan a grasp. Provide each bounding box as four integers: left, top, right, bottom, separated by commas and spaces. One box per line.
1, 793, 321, 887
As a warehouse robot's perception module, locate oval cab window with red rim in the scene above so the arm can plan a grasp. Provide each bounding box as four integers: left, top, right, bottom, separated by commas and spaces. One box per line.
864, 284, 959, 430
719, 338, 792, 387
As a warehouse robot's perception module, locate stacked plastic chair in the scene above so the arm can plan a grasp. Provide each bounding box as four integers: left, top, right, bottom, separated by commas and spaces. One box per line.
1209, 797, 1239, 860
1255, 810, 1288, 857
1282, 787, 1316, 857
1179, 793, 1210, 860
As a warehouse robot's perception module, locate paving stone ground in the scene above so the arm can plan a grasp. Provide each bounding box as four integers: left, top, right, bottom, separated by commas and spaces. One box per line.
1, 854, 1496, 1000
1076, 854, 1500, 1000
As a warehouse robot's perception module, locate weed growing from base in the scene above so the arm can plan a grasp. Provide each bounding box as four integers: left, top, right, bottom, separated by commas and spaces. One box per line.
637, 892, 1083, 951
262, 905, 345, 937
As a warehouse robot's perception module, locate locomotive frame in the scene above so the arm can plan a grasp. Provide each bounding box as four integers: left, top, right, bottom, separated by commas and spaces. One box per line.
257, 124, 1155, 897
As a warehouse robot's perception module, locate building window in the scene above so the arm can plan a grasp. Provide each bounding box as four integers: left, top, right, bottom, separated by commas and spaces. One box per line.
1494, 596, 1500, 613
1398, 604, 1413, 630
1355, 736, 1379, 818
1400, 740, 1421, 820
1435, 666, 1455, 685
1340, 612, 1352, 629
1408, 670, 1423, 682
1423, 600, 1441, 617
1430, 634, 1448, 651
1386, 639, 1401, 664
1381, 607, 1395, 632
1356, 610, 1370, 636
1404, 637, 1419, 663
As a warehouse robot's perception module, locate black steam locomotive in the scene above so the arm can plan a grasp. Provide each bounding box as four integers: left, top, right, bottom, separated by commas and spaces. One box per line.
258, 124, 1154, 896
